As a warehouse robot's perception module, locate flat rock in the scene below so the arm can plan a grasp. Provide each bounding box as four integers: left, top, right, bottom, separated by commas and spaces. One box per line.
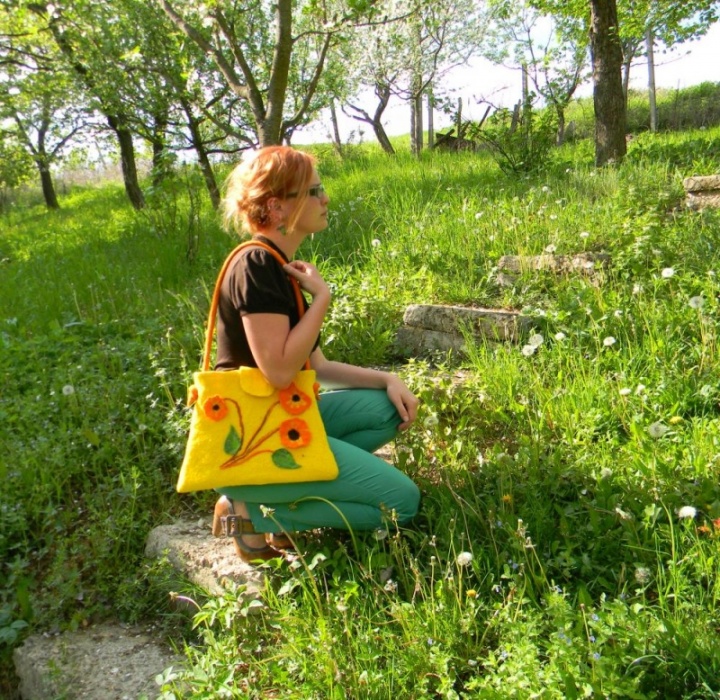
686, 191, 720, 210
497, 252, 610, 274
13, 622, 181, 700
395, 304, 531, 357
683, 175, 720, 192
144, 518, 265, 596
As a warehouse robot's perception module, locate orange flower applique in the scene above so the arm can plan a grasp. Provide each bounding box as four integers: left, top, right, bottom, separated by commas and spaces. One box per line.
279, 383, 312, 415
187, 385, 199, 407
203, 396, 228, 421
279, 418, 312, 449
313, 382, 321, 400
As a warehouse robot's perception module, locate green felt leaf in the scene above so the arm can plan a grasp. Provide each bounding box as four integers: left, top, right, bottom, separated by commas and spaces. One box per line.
224, 426, 242, 455
272, 448, 301, 469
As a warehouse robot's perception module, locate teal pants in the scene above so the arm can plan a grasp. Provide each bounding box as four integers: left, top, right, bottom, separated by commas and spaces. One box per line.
218, 389, 420, 534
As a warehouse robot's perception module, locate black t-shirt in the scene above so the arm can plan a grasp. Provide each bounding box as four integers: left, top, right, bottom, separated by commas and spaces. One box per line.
215, 236, 313, 370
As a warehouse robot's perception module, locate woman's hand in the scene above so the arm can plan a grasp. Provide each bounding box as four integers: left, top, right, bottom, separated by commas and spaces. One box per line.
386, 376, 419, 431
284, 260, 330, 302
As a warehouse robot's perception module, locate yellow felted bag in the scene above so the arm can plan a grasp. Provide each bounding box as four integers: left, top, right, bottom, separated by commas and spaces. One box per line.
176, 241, 338, 493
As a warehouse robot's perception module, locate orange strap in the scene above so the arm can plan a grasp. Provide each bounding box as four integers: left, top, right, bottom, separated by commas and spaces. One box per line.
202, 240, 309, 372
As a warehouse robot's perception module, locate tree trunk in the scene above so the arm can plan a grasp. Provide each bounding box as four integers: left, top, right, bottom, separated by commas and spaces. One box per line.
183, 101, 220, 210
38, 163, 59, 210
329, 99, 343, 156
107, 115, 145, 209
589, 0, 627, 166
343, 84, 396, 155
556, 106, 566, 145
427, 91, 434, 149
646, 28, 657, 132
151, 112, 171, 186
373, 123, 396, 155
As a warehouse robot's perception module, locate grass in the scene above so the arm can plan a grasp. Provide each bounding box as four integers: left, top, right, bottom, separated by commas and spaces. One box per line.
2, 128, 720, 698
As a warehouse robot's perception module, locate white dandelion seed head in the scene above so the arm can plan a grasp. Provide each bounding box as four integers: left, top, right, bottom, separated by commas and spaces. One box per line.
661, 267, 675, 279
634, 566, 651, 584
632, 283, 643, 295
689, 296, 704, 309
423, 414, 439, 428
600, 467, 613, 479
374, 528, 388, 540
541, 185, 551, 193
677, 506, 697, 519
62, 385, 75, 396
579, 231, 590, 239
544, 244, 557, 253
521, 344, 536, 357
635, 384, 646, 395
619, 387, 631, 396
475, 212, 484, 219
647, 422, 669, 438
456, 551, 473, 567
554, 332, 566, 341
603, 336, 617, 347
528, 333, 544, 347
371, 238, 381, 247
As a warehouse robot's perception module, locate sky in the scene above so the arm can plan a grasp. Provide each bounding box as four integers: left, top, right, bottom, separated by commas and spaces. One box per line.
295, 20, 720, 145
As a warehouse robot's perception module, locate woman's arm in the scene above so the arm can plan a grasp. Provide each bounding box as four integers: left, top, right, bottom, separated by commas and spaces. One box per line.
311, 348, 419, 430
242, 259, 330, 388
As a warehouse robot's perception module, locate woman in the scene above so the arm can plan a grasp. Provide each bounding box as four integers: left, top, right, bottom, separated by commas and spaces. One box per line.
211, 146, 421, 562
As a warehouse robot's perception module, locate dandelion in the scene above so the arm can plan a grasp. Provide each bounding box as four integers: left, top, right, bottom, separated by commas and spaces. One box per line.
466, 589, 477, 598
541, 185, 551, 193
600, 467, 613, 479
579, 231, 590, 239
689, 296, 704, 309
544, 244, 557, 253
374, 528, 388, 541
423, 414, 439, 429
678, 506, 697, 520
632, 283, 643, 295
456, 551, 473, 567
669, 416, 683, 425
635, 384, 646, 395
474, 212, 484, 219
634, 566, 651, 584
384, 579, 398, 593
371, 238, 381, 248
661, 267, 675, 279
62, 385, 75, 396
554, 331, 566, 341
603, 336, 616, 347
647, 422, 669, 438
619, 388, 631, 396
528, 333, 544, 347
521, 344, 536, 357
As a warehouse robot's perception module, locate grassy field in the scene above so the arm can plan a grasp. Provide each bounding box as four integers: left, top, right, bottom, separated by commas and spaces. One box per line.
2, 127, 720, 698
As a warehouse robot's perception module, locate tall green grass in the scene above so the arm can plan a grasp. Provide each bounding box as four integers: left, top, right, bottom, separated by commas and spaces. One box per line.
3, 131, 720, 697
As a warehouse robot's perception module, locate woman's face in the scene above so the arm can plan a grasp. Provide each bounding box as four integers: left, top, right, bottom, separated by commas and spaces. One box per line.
285, 168, 330, 236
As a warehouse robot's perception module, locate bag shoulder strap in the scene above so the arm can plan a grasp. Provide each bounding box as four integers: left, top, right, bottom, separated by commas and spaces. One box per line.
202, 239, 307, 372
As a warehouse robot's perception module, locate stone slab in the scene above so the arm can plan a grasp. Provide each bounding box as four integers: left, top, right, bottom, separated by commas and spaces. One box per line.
683, 175, 720, 192
144, 518, 265, 596
396, 326, 466, 356
402, 304, 531, 341
497, 252, 610, 274
13, 622, 181, 700
686, 191, 720, 210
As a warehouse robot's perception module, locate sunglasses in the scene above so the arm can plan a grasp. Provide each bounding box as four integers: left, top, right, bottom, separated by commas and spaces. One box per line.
287, 184, 326, 199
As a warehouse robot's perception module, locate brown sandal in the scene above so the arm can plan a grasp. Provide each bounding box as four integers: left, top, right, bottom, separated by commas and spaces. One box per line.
266, 532, 296, 550
212, 497, 284, 563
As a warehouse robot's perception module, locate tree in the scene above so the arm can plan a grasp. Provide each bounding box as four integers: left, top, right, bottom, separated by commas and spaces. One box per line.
0, 7, 87, 208
618, 0, 719, 103
157, 0, 355, 147
589, 0, 626, 165
489, 1, 590, 144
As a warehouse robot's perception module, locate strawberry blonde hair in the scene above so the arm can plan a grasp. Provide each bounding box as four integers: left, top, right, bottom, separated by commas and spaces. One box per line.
223, 146, 317, 235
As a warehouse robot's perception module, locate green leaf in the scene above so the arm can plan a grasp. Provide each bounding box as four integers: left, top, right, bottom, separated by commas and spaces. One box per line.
224, 426, 242, 455
272, 448, 301, 469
